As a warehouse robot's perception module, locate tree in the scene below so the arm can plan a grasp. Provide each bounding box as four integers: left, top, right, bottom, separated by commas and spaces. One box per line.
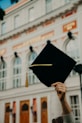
10, 0, 19, 4
0, 0, 19, 20
0, 7, 5, 20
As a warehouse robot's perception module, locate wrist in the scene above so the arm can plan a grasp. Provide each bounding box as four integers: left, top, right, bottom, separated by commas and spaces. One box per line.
60, 97, 72, 114
60, 95, 66, 104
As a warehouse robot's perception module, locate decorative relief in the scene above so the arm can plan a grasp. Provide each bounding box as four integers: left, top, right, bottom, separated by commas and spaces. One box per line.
13, 31, 54, 50
42, 19, 55, 27
63, 20, 77, 32
62, 9, 77, 19
0, 49, 6, 56
0, 39, 7, 45
11, 33, 21, 40
25, 26, 37, 34
41, 31, 54, 40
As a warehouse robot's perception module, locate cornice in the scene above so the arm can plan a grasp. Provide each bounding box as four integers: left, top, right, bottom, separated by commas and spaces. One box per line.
0, 85, 80, 100
0, 0, 81, 41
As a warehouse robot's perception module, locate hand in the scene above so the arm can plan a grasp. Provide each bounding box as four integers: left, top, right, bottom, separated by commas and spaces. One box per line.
52, 82, 67, 102
52, 82, 72, 114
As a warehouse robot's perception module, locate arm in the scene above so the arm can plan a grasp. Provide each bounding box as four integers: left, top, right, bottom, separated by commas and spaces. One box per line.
52, 82, 74, 123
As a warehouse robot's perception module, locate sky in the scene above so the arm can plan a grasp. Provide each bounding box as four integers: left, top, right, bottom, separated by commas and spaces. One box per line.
0, 0, 13, 10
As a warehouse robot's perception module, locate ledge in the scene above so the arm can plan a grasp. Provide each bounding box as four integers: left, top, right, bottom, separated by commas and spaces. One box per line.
0, 1, 79, 41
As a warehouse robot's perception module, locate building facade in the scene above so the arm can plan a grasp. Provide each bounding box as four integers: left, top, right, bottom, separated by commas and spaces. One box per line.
0, 0, 82, 123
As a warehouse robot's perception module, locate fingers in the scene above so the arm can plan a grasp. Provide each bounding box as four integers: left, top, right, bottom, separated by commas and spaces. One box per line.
51, 82, 67, 93
51, 82, 63, 87
56, 84, 66, 92
52, 82, 67, 101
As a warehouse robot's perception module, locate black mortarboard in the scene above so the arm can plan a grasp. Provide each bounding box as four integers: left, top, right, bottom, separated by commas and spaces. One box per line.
29, 41, 76, 87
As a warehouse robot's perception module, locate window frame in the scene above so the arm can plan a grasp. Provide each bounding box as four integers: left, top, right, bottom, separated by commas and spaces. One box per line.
28, 7, 35, 22
70, 95, 81, 123
13, 56, 22, 88
46, 0, 52, 13
63, 37, 80, 76
1, 22, 6, 34
0, 61, 7, 90
28, 51, 39, 85
14, 14, 20, 29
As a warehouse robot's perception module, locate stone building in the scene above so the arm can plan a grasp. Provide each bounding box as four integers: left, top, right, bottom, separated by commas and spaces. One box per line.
0, 0, 82, 123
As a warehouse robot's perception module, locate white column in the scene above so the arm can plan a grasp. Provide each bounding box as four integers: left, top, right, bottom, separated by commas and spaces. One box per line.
78, 8, 82, 123
16, 100, 19, 123
21, 53, 26, 87
37, 97, 41, 123
10, 101, 13, 123
30, 98, 33, 123
48, 94, 52, 123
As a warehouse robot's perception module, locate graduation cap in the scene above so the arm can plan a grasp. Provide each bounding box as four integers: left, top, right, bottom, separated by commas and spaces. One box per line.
29, 41, 76, 87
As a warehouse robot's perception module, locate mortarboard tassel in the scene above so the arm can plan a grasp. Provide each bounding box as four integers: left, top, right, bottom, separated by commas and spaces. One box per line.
29, 64, 53, 68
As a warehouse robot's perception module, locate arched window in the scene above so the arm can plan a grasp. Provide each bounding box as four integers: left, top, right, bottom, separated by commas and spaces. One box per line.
22, 104, 29, 111
13, 57, 22, 88
66, 39, 80, 62
28, 51, 39, 85
28, 51, 37, 65
63, 37, 80, 76
0, 60, 7, 90
42, 101, 47, 109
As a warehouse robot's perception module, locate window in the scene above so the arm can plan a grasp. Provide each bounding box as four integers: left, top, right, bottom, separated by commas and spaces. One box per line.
28, 51, 39, 85
1, 22, 6, 34
65, 0, 70, 3
28, 7, 35, 21
13, 57, 21, 88
46, 0, 52, 13
29, 51, 37, 63
65, 0, 78, 3
0, 60, 7, 90
14, 15, 20, 28
66, 39, 80, 62
70, 95, 80, 123
63, 38, 80, 76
